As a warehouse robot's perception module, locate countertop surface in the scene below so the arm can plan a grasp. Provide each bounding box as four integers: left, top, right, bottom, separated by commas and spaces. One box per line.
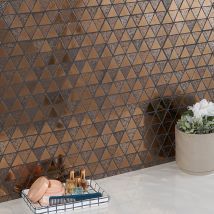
1, 162, 214, 214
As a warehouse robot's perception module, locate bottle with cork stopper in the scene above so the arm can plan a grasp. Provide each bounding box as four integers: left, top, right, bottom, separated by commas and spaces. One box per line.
65, 170, 75, 194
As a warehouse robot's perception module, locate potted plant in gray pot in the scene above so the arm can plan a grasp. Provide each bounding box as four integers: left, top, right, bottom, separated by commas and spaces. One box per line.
176, 99, 214, 175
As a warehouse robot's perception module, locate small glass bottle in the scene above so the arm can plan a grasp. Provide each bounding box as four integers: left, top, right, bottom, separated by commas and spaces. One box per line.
80, 169, 88, 191
73, 177, 83, 194
65, 170, 75, 194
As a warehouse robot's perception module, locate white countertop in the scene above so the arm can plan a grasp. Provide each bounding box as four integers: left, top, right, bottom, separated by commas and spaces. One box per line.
1, 162, 214, 214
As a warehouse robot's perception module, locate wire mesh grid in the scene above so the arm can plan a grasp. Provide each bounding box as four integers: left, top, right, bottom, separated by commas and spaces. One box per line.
21, 180, 110, 214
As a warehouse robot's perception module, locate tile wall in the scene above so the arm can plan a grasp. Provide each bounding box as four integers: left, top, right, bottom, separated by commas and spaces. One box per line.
0, 0, 213, 201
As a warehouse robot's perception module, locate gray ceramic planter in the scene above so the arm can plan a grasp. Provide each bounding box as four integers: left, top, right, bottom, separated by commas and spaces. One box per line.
175, 127, 214, 175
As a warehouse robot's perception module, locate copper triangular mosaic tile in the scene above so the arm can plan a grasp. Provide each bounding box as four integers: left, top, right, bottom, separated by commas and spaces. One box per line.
0, 0, 213, 202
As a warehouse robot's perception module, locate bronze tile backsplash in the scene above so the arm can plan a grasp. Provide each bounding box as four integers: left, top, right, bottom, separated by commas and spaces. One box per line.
0, 0, 213, 201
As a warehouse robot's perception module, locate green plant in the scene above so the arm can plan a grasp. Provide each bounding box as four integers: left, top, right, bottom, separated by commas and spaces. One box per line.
177, 99, 214, 134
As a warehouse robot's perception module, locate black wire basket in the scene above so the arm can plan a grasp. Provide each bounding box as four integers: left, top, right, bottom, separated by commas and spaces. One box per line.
21, 179, 110, 214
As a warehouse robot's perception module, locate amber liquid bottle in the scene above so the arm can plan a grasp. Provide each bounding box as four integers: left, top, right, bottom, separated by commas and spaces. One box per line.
80, 169, 88, 191
65, 170, 75, 194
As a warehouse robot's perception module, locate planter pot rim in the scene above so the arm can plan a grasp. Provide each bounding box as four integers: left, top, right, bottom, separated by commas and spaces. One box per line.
175, 126, 214, 137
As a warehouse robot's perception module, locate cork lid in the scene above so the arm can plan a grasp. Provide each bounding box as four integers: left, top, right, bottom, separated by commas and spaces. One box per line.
27, 176, 49, 203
